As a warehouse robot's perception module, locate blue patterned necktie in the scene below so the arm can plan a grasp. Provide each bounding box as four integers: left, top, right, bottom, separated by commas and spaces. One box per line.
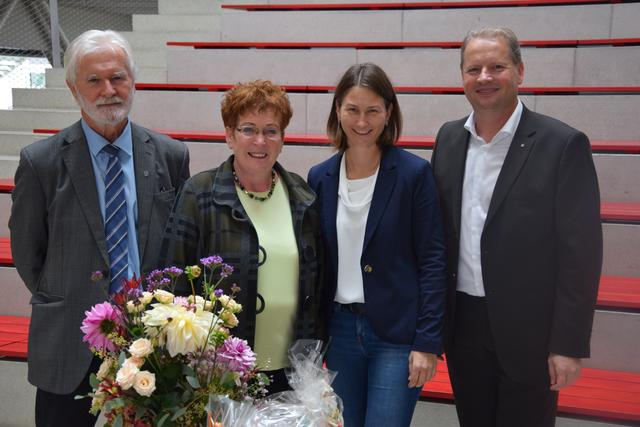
102, 144, 129, 293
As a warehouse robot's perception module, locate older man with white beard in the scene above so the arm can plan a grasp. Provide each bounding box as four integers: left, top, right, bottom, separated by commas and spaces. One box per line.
9, 30, 190, 427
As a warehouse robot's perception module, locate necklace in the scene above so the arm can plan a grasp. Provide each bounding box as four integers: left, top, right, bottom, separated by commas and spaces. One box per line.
232, 167, 277, 202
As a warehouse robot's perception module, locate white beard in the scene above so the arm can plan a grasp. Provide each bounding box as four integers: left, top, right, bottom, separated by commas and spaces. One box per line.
76, 92, 133, 127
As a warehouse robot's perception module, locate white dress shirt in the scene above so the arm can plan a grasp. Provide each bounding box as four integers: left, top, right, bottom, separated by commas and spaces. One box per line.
457, 100, 523, 296
335, 155, 378, 304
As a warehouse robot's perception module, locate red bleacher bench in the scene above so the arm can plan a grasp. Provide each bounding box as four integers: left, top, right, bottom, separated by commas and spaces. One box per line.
0, 237, 12, 266
31, 128, 640, 154
0, 316, 28, 359
133, 82, 640, 96
423, 358, 640, 423
0, 235, 637, 309
221, 0, 629, 11
1, 314, 638, 422
0, 178, 14, 193
167, 38, 640, 49
597, 276, 640, 310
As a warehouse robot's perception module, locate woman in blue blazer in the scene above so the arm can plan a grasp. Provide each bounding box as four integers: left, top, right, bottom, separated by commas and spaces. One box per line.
307, 63, 447, 426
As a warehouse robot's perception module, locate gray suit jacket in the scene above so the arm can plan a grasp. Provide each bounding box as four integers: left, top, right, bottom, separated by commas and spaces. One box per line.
432, 106, 602, 381
9, 120, 190, 393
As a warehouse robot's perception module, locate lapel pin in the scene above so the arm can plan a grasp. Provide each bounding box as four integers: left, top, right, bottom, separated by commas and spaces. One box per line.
143, 170, 149, 177
520, 144, 525, 148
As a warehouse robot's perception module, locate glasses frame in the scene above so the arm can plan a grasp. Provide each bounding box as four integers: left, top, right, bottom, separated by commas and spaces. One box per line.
235, 125, 283, 142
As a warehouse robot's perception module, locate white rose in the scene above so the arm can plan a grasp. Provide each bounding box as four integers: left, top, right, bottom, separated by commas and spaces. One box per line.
126, 300, 144, 313
218, 295, 242, 313
129, 338, 153, 358
96, 358, 114, 380
139, 291, 153, 305
116, 359, 139, 390
129, 356, 145, 368
153, 289, 174, 304
133, 370, 156, 397
220, 311, 239, 328
188, 295, 212, 310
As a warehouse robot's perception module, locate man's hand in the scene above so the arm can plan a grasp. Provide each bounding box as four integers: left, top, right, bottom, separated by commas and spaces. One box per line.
548, 353, 582, 391
408, 351, 437, 388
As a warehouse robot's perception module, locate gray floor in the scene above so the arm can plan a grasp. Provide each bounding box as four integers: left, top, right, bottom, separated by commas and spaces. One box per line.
0, 360, 633, 427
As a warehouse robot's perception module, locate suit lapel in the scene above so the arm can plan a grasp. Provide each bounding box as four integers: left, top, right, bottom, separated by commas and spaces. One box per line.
447, 127, 471, 238
485, 108, 537, 228
60, 121, 110, 267
322, 155, 341, 266
131, 124, 155, 264
363, 147, 397, 251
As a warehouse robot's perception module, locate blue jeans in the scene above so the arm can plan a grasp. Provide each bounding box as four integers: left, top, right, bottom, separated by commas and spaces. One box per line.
327, 303, 421, 427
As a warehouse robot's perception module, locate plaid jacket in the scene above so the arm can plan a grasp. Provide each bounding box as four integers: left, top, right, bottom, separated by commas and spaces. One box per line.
161, 155, 324, 347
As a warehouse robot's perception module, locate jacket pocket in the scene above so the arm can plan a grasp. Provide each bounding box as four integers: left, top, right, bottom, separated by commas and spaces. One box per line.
30, 291, 64, 305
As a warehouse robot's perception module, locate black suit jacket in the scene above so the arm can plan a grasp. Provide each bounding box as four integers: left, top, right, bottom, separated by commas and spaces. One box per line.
432, 106, 602, 380
9, 120, 190, 393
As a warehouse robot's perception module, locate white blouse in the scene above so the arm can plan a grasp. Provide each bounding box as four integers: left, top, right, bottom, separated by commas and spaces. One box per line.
334, 155, 379, 304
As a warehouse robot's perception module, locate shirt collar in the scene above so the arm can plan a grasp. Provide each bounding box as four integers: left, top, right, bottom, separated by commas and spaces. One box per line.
464, 99, 523, 143
82, 118, 133, 158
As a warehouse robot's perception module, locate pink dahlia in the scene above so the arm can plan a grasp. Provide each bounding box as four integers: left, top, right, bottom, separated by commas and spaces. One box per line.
217, 337, 256, 373
80, 302, 123, 352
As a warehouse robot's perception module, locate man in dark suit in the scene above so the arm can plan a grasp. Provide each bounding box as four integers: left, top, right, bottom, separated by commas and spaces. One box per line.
9, 30, 190, 426
431, 27, 602, 427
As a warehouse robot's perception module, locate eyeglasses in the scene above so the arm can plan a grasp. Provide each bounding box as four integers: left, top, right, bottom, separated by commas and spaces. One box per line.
235, 125, 282, 141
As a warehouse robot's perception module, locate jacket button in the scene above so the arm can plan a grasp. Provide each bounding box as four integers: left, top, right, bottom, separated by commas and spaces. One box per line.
303, 295, 313, 310
363, 265, 373, 273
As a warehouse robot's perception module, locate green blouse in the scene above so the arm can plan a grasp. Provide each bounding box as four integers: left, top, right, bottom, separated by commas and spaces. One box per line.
237, 177, 299, 370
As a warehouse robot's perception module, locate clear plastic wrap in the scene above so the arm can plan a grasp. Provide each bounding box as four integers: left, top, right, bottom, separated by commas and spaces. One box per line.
207, 340, 343, 426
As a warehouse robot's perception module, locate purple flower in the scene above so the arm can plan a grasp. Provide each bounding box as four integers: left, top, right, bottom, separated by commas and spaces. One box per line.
200, 256, 223, 267
230, 283, 241, 294
217, 337, 256, 373
163, 266, 183, 278
127, 287, 143, 299
145, 270, 165, 290
80, 302, 123, 352
146, 277, 171, 292
220, 264, 234, 278
214, 289, 224, 298
91, 271, 104, 282
147, 269, 164, 281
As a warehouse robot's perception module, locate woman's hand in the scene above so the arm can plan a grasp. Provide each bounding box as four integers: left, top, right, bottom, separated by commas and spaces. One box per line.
408, 351, 437, 388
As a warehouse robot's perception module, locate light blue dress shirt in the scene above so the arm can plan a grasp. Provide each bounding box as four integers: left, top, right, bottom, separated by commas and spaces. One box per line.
82, 119, 141, 280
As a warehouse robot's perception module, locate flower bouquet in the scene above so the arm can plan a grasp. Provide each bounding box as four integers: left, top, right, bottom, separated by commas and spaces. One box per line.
80, 257, 268, 427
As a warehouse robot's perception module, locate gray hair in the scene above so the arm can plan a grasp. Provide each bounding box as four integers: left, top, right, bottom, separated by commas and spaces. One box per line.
64, 30, 136, 85
460, 27, 522, 69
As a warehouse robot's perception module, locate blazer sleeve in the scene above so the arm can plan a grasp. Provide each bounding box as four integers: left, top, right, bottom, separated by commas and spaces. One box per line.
9, 148, 48, 294
549, 131, 602, 358
411, 161, 447, 354
175, 142, 190, 192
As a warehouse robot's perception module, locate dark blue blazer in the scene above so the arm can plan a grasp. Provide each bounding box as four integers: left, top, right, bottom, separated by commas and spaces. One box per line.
308, 146, 446, 354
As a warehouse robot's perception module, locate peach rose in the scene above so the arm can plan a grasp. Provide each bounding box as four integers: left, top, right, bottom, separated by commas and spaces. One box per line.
129, 338, 153, 358
133, 370, 156, 397
116, 359, 139, 390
